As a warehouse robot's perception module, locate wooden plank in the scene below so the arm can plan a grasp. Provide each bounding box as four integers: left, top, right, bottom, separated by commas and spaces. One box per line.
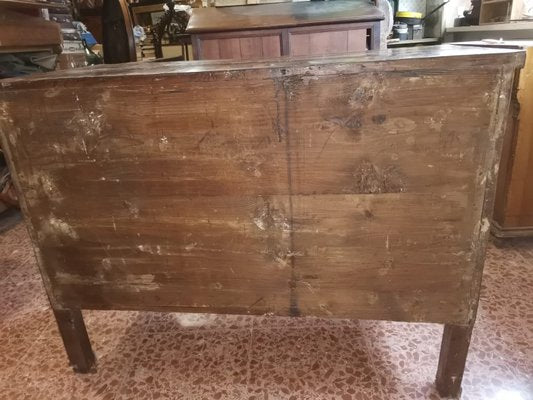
283, 67, 498, 196
291, 193, 473, 322
46, 196, 293, 314
2, 74, 291, 314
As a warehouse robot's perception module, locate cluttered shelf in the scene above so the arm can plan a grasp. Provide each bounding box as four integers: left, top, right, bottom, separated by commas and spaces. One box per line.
446, 21, 533, 32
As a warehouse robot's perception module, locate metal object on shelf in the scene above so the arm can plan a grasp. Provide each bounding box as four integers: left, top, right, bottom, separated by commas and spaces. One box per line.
395, 11, 425, 39
393, 22, 409, 40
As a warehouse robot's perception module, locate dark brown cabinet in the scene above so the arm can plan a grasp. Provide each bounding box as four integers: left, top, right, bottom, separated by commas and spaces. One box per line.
186, 0, 383, 60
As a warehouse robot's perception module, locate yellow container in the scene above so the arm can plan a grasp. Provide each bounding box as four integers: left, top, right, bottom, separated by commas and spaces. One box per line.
395, 11, 423, 18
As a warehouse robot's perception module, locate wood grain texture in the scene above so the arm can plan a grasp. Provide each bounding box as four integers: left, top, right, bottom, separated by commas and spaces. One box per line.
186, 0, 383, 33
0, 45, 524, 325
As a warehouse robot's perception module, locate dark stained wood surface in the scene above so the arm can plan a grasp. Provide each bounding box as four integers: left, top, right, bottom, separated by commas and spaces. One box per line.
186, 0, 384, 33
0, 45, 524, 325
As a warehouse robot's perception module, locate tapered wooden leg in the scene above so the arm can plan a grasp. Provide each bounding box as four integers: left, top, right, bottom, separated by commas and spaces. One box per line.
53, 308, 96, 373
435, 323, 474, 398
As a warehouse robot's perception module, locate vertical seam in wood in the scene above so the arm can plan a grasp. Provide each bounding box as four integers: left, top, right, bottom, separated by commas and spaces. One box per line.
278, 72, 299, 317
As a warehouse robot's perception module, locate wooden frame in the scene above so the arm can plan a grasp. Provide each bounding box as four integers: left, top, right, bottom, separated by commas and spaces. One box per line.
0, 45, 524, 398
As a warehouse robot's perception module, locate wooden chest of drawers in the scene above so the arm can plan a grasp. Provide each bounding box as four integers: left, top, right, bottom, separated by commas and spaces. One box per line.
0, 45, 523, 398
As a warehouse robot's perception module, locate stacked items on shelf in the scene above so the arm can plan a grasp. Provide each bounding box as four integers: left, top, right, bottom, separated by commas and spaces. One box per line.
45, 0, 89, 68
131, 1, 192, 61
141, 27, 157, 60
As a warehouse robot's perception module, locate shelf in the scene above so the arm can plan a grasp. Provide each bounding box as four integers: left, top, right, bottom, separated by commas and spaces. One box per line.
452, 39, 533, 48
387, 37, 440, 47
0, 0, 69, 9
130, 3, 164, 13
446, 21, 533, 32
482, 0, 512, 4
0, 9, 62, 53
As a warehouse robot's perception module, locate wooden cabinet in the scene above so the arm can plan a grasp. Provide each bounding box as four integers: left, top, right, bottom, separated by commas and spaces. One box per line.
493, 44, 533, 237
0, 45, 524, 398
187, 0, 382, 60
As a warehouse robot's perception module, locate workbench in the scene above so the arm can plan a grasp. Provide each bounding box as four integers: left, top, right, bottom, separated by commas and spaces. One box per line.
0, 45, 523, 398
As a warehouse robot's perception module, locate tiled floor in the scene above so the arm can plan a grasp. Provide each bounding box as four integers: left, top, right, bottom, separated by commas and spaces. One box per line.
0, 221, 531, 400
